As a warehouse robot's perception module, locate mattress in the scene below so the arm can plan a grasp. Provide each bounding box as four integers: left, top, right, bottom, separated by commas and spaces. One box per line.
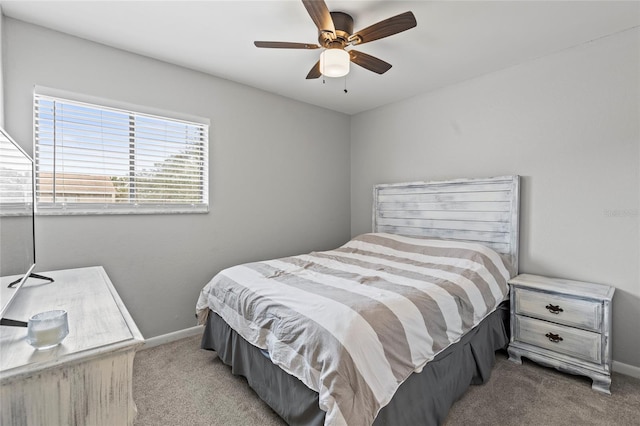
196, 232, 514, 425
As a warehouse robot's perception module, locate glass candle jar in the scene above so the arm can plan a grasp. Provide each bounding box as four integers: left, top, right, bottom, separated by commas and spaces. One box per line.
26, 310, 69, 350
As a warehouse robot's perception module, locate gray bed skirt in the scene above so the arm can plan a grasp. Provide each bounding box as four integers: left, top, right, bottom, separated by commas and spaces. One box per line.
201, 301, 510, 426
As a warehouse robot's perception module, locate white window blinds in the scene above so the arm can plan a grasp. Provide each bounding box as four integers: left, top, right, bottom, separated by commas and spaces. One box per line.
0, 130, 34, 216
34, 93, 209, 215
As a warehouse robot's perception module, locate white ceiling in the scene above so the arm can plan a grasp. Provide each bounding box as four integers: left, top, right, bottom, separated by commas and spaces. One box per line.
2, 1, 639, 115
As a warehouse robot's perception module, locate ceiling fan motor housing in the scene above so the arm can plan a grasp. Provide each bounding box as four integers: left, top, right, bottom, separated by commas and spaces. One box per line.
319, 12, 354, 48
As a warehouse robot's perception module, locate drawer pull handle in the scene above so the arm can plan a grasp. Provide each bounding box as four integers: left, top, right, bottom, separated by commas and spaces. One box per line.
545, 304, 564, 314
545, 332, 563, 343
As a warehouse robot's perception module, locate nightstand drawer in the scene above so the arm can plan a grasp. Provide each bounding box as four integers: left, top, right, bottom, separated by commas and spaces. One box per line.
514, 315, 601, 364
514, 288, 602, 331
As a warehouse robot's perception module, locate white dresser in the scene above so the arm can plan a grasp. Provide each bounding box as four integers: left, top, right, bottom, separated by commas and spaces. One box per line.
507, 273, 614, 394
0, 266, 144, 425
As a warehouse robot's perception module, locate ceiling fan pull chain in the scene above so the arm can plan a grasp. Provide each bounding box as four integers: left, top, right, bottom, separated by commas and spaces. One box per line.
322, 58, 326, 84
344, 75, 348, 94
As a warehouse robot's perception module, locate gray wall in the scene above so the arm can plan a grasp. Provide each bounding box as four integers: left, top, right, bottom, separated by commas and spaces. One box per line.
3, 18, 351, 338
4, 15, 639, 371
351, 28, 639, 368
0, 5, 4, 127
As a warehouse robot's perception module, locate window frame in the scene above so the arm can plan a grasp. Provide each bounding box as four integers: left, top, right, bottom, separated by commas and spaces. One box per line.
33, 87, 210, 216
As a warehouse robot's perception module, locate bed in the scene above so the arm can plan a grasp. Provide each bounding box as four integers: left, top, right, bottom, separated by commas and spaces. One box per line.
197, 175, 520, 426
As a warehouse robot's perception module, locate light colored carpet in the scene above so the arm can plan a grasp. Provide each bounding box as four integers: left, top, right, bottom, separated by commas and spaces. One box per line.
133, 334, 640, 425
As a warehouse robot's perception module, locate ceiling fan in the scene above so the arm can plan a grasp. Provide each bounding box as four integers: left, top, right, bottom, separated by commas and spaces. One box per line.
254, 0, 417, 79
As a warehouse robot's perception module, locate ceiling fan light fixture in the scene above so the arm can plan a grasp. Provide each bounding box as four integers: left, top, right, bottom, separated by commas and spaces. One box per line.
320, 48, 350, 77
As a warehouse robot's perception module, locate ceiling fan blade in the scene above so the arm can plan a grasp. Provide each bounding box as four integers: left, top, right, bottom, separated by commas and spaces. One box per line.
254, 41, 320, 49
349, 50, 392, 74
302, 0, 335, 38
306, 61, 322, 79
351, 11, 417, 45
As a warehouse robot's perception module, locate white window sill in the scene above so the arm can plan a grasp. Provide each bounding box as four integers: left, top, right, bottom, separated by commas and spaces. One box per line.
36, 204, 209, 216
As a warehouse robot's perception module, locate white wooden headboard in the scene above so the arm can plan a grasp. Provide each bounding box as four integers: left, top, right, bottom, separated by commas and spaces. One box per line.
373, 175, 520, 272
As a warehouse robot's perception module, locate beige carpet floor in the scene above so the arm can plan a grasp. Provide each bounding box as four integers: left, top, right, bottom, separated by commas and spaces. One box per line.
133, 334, 640, 425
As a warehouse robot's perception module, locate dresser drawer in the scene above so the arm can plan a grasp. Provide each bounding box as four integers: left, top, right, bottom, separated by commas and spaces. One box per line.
514, 288, 602, 331
514, 315, 601, 364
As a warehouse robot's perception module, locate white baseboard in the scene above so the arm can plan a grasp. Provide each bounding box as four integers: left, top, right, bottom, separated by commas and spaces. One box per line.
613, 360, 640, 379
140, 325, 204, 350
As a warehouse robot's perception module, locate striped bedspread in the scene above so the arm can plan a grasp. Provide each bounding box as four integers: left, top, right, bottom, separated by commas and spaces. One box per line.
196, 233, 514, 426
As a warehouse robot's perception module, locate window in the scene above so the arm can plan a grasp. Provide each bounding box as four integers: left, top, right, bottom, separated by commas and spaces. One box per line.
34, 90, 209, 215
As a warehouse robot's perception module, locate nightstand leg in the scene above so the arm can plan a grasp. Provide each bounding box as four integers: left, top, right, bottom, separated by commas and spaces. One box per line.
507, 347, 522, 364
591, 377, 612, 395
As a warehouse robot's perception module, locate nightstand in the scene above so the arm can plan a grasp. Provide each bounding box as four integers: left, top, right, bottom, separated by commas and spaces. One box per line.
507, 273, 615, 394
